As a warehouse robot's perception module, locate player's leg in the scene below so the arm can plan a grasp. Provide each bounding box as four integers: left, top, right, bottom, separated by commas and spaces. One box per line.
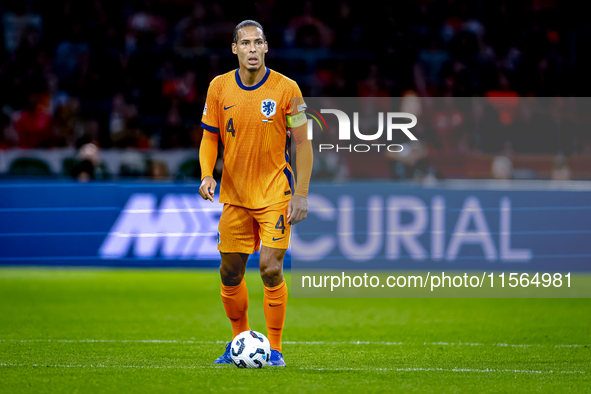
220, 252, 250, 338
256, 200, 291, 366
214, 204, 259, 364
260, 245, 288, 342
260, 246, 288, 366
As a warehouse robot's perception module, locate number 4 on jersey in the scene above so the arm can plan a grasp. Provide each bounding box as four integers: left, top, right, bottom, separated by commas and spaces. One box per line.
275, 215, 285, 234
226, 118, 235, 137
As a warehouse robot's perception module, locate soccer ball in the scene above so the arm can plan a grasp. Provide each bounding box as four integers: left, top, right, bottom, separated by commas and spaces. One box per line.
230, 330, 271, 368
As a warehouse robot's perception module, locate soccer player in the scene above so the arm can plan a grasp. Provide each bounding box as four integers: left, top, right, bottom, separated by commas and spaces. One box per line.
198, 20, 312, 367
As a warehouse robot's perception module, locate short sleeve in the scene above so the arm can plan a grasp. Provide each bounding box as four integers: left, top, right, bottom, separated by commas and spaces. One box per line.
201, 81, 220, 133
287, 82, 307, 128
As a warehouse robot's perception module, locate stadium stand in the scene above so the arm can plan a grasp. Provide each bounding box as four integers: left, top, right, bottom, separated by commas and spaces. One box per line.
0, 0, 589, 181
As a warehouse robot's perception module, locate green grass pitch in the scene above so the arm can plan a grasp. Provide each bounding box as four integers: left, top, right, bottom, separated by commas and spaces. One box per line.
0, 268, 589, 393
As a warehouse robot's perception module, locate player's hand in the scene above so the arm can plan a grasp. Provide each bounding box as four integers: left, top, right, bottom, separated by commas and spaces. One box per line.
287, 195, 308, 225
199, 176, 217, 202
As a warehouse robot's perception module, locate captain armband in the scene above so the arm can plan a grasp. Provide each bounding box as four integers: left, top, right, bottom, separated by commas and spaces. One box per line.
286, 112, 307, 128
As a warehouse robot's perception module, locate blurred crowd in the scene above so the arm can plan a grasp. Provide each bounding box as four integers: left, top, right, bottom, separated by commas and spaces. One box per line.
0, 0, 589, 180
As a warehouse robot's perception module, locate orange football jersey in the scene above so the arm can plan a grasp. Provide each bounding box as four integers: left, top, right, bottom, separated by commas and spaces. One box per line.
201, 68, 305, 209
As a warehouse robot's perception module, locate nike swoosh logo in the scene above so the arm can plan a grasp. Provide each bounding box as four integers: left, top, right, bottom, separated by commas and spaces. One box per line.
224, 105, 236, 110
269, 304, 282, 307
272, 237, 285, 241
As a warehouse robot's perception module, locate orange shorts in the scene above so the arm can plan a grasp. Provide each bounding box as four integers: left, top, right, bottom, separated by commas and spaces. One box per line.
217, 200, 291, 254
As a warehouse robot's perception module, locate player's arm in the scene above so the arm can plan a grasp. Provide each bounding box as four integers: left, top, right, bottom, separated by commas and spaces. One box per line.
199, 131, 218, 202
287, 110, 313, 225
199, 82, 220, 203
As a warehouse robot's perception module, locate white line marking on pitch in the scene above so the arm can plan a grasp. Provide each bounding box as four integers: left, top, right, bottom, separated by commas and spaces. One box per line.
0, 339, 589, 348
0, 363, 585, 374
299, 367, 586, 374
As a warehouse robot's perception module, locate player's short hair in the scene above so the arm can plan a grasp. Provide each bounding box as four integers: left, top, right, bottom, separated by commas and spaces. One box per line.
233, 20, 266, 44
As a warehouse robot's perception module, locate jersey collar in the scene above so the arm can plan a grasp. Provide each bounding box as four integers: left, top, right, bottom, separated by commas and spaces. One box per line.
235, 67, 270, 91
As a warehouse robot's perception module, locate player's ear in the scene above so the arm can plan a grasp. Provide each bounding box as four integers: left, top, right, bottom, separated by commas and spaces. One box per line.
232, 43, 237, 54
264, 41, 268, 53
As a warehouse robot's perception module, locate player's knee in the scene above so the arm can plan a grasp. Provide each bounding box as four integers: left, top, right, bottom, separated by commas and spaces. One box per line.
260, 264, 282, 285
220, 264, 244, 286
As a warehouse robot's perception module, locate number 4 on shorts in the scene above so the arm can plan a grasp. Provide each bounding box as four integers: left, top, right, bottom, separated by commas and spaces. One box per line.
275, 215, 285, 234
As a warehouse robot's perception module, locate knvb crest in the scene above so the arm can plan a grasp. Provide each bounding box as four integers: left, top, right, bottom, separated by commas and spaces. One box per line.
261, 99, 276, 118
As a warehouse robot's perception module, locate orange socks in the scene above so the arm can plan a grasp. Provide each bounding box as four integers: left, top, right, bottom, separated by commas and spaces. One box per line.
221, 277, 287, 351
263, 279, 288, 352
220, 278, 250, 339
